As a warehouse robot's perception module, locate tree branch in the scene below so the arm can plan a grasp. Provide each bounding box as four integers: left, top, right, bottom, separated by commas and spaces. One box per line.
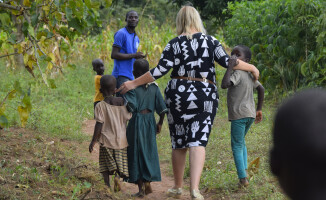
0, 46, 33, 59
0, 2, 30, 11
35, 42, 64, 75
0, 90, 15, 109
28, 35, 49, 87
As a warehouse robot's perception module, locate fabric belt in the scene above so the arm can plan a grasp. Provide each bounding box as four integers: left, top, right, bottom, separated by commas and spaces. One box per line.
172, 76, 215, 85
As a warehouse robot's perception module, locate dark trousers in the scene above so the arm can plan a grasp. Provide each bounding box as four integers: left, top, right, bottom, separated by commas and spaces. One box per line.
116, 76, 131, 98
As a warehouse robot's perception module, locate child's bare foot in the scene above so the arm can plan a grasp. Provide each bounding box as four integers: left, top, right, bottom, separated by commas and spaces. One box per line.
132, 191, 145, 198
239, 177, 249, 187
114, 176, 121, 192
144, 182, 153, 195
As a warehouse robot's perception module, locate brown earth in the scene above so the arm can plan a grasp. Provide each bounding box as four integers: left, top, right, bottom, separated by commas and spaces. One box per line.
82, 119, 197, 200
0, 122, 217, 200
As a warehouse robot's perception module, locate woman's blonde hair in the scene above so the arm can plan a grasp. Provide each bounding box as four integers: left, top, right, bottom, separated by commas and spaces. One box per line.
176, 6, 206, 39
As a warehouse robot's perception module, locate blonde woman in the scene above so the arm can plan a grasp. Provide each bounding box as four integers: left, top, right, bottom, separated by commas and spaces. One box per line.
117, 5, 259, 200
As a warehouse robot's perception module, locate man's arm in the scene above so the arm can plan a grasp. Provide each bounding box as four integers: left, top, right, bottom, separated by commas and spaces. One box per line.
111, 46, 145, 60
221, 56, 238, 89
255, 85, 265, 124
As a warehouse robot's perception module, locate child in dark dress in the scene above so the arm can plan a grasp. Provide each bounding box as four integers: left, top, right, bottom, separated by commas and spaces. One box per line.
89, 75, 132, 192
124, 59, 168, 197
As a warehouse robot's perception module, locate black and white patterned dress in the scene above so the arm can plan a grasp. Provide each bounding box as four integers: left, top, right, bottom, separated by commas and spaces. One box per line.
150, 33, 229, 149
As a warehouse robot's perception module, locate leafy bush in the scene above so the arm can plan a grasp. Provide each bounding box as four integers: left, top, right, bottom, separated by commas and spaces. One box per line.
224, 0, 326, 93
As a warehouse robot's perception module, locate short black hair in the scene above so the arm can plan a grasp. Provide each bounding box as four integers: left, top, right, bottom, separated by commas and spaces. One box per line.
237, 45, 252, 62
92, 58, 103, 68
125, 10, 138, 20
100, 75, 116, 92
133, 59, 149, 76
271, 89, 326, 199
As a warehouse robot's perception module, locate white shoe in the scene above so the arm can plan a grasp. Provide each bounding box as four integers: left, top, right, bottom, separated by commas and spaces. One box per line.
191, 189, 204, 200
167, 187, 182, 199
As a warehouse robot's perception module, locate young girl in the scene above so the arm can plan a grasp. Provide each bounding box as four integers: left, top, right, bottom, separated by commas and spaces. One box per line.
124, 59, 167, 197
89, 75, 132, 192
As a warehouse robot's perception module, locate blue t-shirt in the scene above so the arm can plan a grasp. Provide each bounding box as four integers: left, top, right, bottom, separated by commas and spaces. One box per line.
112, 27, 140, 80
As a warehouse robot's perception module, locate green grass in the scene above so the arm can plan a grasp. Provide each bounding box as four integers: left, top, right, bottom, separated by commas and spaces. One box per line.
155, 66, 287, 199
0, 36, 287, 199
0, 61, 96, 141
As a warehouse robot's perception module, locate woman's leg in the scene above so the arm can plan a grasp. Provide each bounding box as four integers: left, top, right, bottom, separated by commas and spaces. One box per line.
189, 146, 206, 190
172, 148, 187, 188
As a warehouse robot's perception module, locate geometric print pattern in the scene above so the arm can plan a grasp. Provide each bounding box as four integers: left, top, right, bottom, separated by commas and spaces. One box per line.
150, 33, 230, 149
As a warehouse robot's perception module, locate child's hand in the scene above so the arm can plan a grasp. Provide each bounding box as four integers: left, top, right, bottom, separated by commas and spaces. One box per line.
89, 141, 95, 153
255, 110, 263, 124
156, 123, 162, 134
228, 55, 239, 68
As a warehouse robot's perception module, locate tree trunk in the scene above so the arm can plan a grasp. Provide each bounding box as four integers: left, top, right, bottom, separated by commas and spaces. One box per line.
12, 1, 25, 69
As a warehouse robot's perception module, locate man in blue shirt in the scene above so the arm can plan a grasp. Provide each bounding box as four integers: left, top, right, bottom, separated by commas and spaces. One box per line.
111, 10, 145, 96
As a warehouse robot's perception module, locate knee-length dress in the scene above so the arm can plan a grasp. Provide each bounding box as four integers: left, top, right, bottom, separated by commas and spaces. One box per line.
124, 83, 168, 183
149, 33, 229, 149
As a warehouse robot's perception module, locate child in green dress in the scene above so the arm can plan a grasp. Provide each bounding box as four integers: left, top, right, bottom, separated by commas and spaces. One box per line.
124, 59, 168, 197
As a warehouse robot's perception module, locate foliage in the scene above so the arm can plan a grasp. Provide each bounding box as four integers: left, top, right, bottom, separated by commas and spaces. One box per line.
168, 0, 243, 28
224, 0, 326, 94
0, 0, 112, 127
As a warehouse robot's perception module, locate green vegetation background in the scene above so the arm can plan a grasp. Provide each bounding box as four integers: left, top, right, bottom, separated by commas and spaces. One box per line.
2, 0, 325, 199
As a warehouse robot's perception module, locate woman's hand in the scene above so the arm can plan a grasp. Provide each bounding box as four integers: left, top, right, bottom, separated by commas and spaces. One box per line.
251, 65, 260, 80
116, 80, 137, 95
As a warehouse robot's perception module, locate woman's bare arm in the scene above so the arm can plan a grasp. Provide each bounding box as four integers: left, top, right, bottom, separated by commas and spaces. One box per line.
233, 59, 260, 80
116, 71, 155, 94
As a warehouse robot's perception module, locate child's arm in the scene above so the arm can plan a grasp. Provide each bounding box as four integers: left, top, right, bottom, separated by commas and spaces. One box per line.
255, 85, 265, 124
156, 112, 166, 134
221, 55, 238, 89
89, 122, 103, 153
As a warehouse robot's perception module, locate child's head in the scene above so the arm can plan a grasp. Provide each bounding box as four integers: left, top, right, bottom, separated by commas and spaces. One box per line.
100, 75, 116, 96
92, 58, 105, 75
231, 45, 251, 63
133, 59, 149, 78
270, 89, 326, 199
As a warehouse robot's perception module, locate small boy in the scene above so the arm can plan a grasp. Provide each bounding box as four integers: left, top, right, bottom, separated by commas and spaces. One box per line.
89, 75, 132, 192
92, 59, 105, 111
221, 45, 265, 187
270, 89, 326, 200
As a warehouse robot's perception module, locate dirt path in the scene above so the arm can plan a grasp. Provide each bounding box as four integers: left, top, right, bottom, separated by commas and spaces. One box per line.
82, 120, 194, 200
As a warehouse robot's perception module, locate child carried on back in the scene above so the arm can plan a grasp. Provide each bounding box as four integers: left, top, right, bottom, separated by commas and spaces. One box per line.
89, 75, 132, 192
221, 45, 265, 187
124, 58, 168, 197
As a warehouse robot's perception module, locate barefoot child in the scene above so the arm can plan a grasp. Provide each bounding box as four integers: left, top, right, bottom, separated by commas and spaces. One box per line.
92, 59, 105, 111
89, 75, 132, 191
124, 59, 168, 197
221, 45, 265, 187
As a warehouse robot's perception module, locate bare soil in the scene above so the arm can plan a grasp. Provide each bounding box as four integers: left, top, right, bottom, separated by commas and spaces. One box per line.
82, 119, 196, 200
